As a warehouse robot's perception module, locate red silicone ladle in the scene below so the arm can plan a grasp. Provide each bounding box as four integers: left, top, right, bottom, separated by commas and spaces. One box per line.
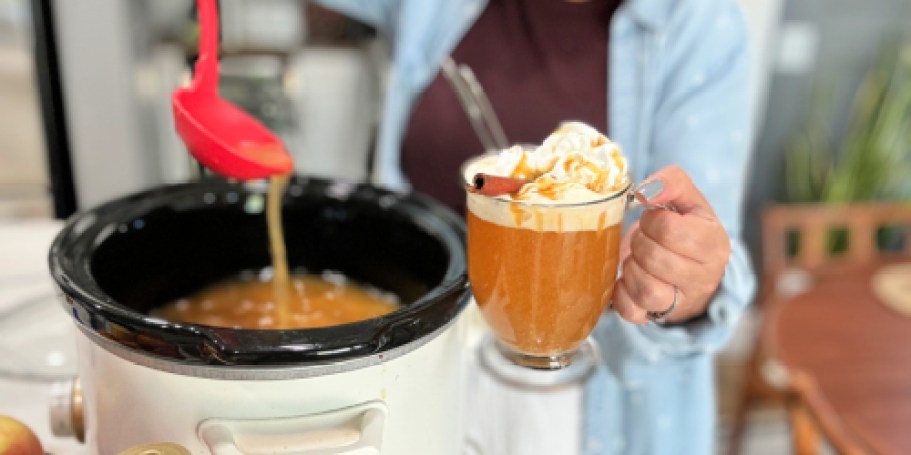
171, 0, 293, 180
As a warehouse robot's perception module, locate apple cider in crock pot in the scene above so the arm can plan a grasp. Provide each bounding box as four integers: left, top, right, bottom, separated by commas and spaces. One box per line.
153, 271, 401, 329
153, 175, 401, 330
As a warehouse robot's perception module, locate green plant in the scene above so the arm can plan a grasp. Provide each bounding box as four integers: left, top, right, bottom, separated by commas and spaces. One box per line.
784, 41, 911, 204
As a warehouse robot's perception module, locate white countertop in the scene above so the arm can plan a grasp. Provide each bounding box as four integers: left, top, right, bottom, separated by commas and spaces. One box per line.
0, 220, 86, 455
0, 219, 581, 455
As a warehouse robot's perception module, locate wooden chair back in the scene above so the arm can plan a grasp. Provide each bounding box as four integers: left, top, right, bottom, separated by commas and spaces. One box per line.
761, 203, 911, 279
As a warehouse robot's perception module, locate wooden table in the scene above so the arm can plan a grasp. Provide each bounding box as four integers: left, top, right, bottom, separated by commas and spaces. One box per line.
766, 260, 911, 455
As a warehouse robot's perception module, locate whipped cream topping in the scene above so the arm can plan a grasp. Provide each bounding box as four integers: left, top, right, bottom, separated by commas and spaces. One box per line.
467, 121, 629, 204
464, 122, 629, 232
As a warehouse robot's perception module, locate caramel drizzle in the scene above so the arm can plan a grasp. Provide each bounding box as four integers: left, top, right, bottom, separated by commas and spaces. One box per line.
510, 153, 537, 180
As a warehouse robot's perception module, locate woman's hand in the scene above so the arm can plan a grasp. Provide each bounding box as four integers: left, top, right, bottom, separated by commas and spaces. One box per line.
612, 166, 731, 324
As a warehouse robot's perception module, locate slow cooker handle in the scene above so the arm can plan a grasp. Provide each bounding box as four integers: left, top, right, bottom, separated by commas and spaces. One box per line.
198, 401, 386, 455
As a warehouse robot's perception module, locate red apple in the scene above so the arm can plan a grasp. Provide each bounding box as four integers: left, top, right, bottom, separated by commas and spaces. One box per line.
0, 416, 43, 455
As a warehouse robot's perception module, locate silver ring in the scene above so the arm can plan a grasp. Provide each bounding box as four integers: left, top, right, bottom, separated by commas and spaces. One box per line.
647, 285, 679, 324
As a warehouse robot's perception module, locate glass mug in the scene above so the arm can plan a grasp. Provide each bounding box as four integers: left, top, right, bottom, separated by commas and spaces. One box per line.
463, 155, 647, 385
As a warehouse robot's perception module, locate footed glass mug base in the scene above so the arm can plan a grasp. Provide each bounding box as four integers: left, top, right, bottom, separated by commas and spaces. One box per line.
478, 333, 599, 388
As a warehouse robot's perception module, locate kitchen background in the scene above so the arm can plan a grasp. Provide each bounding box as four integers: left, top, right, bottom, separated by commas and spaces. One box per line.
1, 0, 910, 453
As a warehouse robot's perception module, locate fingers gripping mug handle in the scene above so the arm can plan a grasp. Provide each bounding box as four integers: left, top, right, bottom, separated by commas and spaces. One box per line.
625, 181, 680, 324
615, 181, 676, 283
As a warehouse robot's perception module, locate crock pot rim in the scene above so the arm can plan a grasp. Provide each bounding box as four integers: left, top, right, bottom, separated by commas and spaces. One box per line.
72, 290, 472, 380
49, 176, 468, 366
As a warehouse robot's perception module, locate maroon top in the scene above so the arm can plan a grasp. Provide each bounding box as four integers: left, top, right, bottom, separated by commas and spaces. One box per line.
401, 0, 620, 212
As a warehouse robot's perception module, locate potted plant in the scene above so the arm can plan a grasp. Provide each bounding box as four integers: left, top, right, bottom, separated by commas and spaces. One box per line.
784, 40, 911, 252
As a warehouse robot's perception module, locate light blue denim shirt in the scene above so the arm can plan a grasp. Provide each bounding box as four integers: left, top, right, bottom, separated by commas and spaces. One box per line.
318, 0, 756, 453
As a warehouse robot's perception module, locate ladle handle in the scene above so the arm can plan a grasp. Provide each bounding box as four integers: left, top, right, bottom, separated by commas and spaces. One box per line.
192, 0, 220, 93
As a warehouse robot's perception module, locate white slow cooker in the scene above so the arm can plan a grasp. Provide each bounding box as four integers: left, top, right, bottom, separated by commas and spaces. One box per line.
48, 176, 471, 454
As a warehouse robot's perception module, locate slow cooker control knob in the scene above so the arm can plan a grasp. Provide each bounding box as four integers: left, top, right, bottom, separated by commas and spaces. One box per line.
49, 377, 84, 442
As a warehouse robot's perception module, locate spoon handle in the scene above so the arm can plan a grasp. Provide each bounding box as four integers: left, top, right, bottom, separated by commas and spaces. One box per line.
193, 0, 220, 93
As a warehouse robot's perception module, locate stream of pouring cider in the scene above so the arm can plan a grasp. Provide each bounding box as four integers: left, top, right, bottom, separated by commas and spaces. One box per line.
465, 122, 631, 358
267, 174, 292, 327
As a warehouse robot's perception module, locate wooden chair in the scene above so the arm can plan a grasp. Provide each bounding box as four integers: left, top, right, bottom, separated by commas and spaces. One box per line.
726, 202, 911, 455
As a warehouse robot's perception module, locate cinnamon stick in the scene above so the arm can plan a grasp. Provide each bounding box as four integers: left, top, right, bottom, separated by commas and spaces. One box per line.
468, 173, 529, 196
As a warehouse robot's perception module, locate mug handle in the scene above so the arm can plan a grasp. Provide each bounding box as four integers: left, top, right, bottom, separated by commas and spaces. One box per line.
198, 401, 386, 455
627, 182, 678, 213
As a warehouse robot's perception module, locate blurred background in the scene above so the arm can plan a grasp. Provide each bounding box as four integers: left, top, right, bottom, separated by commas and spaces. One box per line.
1, 0, 910, 454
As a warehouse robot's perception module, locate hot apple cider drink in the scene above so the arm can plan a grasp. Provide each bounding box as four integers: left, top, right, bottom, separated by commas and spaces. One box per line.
465, 122, 630, 368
